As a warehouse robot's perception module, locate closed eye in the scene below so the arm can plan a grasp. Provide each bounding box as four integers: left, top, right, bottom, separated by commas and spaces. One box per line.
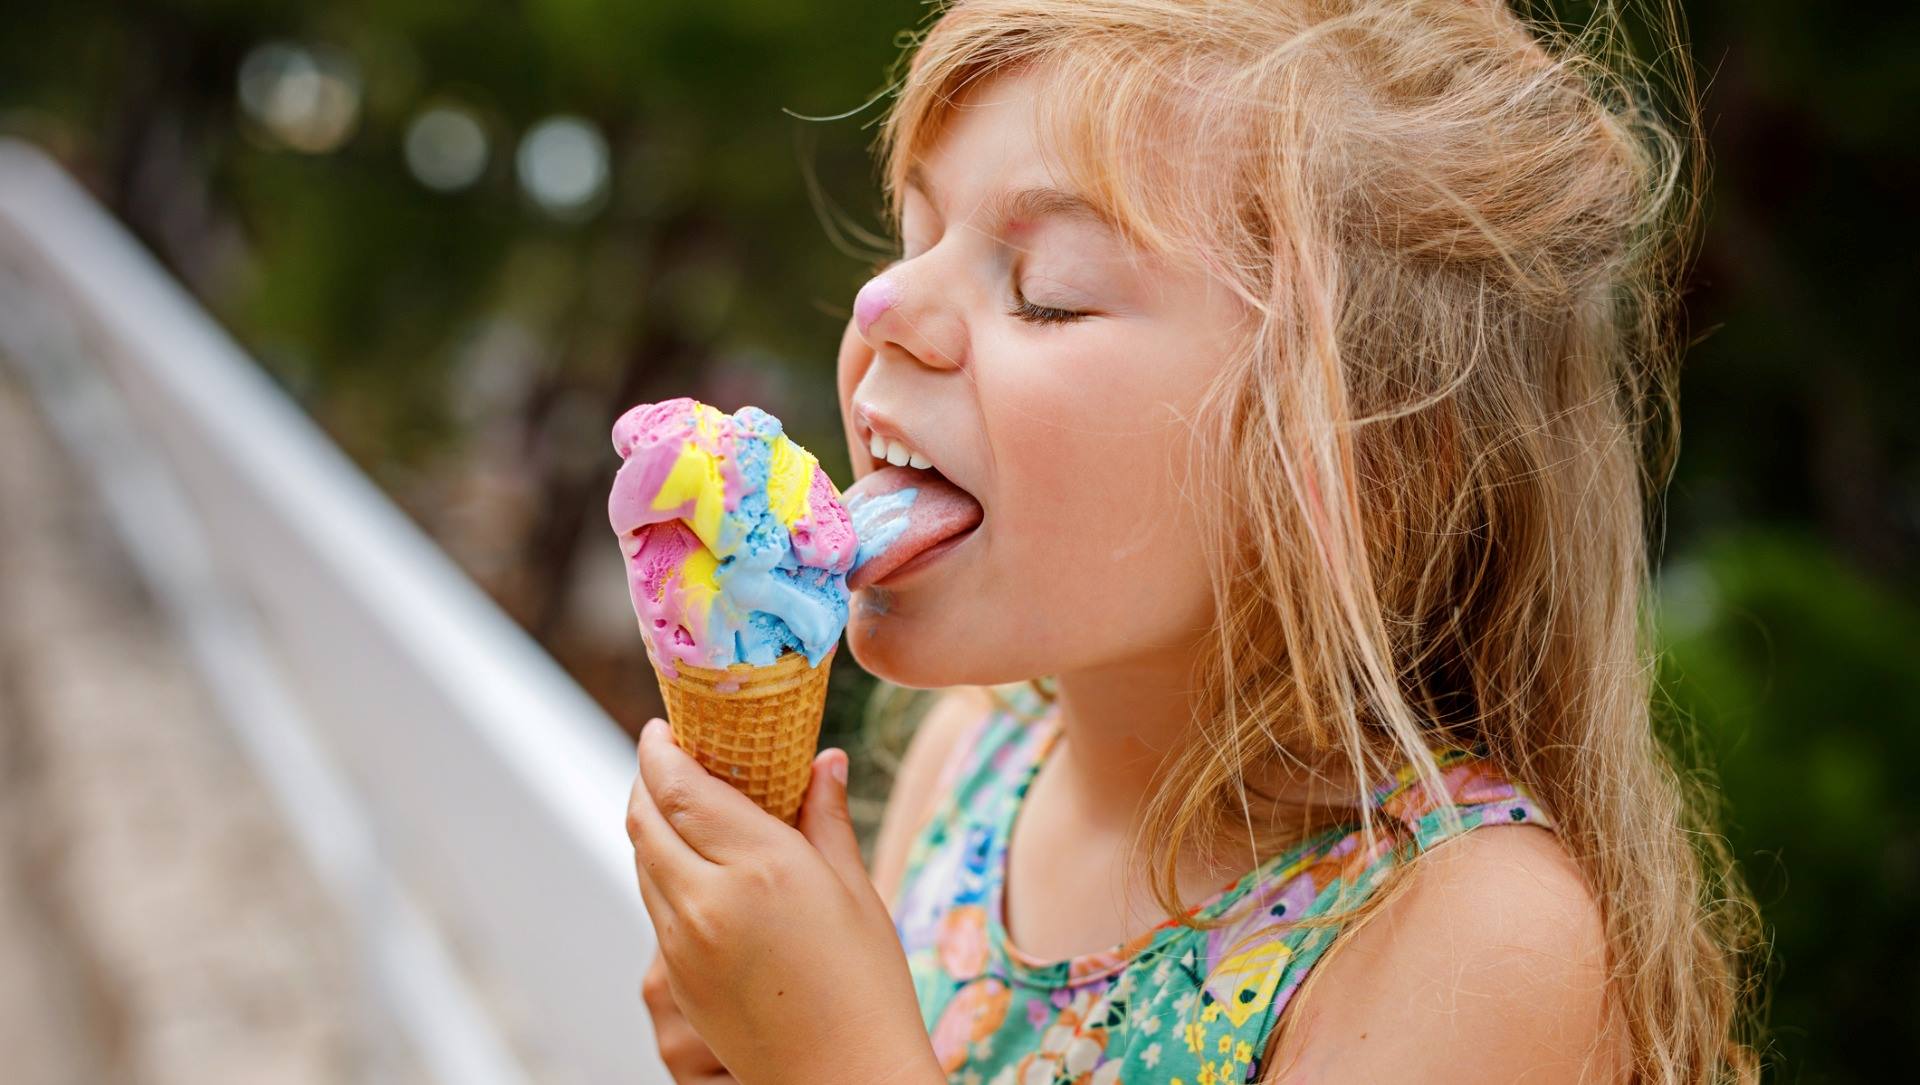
1008, 296, 1087, 325
1009, 268, 1093, 326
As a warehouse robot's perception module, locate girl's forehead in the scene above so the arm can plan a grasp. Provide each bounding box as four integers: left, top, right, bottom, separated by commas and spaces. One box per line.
905, 160, 1115, 237
912, 94, 1048, 185
901, 67, 1182, 258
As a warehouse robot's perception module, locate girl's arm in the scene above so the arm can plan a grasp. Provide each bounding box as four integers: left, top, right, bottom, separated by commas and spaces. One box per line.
868, 685, 996, 911
1259, 825, 1624, 1084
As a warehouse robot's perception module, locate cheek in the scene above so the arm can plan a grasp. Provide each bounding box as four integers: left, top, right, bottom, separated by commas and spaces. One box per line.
997, 322, 1209, 532
843, 468, 1212, 687
844, 320, 1227, 684
1011, 437, 1213, 650
987, 352, 1216, 649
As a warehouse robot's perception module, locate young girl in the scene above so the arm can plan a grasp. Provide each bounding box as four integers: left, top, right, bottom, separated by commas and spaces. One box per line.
625, 1, 1762, 1082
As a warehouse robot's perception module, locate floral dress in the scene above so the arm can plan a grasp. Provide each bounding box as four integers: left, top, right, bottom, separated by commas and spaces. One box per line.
890, 684, 1555, 1085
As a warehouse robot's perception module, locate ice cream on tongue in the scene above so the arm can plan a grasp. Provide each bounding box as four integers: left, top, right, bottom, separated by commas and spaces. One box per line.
607, 397, 856, 680
842, 465, 984, 591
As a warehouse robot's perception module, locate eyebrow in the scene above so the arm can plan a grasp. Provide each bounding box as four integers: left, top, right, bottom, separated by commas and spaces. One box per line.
905, 164, 1116, 236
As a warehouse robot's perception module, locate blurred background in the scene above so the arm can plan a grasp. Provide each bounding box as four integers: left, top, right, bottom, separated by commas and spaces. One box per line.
0, 1, 1911, 1082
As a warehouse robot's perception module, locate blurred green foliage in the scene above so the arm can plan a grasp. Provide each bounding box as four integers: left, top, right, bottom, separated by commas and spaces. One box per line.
1658, 532, 1920, 1080
2, 2, 1915, 1081
0, 0, 921, 647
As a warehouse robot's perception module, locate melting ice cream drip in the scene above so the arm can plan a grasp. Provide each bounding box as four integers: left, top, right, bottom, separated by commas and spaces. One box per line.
846, 487, 918, 578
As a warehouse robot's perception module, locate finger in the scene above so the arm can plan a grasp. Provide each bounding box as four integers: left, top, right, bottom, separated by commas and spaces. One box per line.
640, 952, 673, 1011
655, 959, 733, 1076
638, 716, 794, 865
797, 748, 870, 894
653, 1010, 730, 1078
657, 1022, 729, 1079
627, 737, 705, 913
645, 977, 726, 1077
627, 783, 678, 930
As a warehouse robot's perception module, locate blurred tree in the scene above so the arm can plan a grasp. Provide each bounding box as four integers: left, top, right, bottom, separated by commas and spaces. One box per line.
1659, 531, 1920, 1081
2, 0, 909, 598
1672, 2, 1920, 584
1, 0, 921, 731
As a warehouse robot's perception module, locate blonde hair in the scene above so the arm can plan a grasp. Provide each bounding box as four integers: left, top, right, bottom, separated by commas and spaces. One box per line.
853, 1, 1764, 1080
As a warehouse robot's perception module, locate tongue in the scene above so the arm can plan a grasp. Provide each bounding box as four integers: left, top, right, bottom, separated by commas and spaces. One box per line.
841, 466, 984, 591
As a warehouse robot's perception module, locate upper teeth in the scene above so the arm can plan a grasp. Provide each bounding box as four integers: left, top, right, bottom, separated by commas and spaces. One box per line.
870, 432, 932, 470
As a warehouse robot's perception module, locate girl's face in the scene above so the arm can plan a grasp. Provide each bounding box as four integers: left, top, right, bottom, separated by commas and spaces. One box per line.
837, 68, 1247, 688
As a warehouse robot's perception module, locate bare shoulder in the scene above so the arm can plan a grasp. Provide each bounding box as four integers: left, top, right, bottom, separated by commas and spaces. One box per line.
868, 685, 999, 911
1262, 824, 1626, 1084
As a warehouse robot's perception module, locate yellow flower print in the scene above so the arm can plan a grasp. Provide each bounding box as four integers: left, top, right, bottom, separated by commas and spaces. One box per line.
1201, 1002, 1223, 1023
1197, 1064, 1218, 1085
1236, 1040, 1253, 1064
1208, 938, 1291, 1028
1218, 1033, 1232, 1055
1184, 1019, 1206, 1054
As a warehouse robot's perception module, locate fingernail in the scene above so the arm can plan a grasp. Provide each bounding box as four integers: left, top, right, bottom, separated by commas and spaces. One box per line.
643, 718, 663, 740
830, 750, 848, 785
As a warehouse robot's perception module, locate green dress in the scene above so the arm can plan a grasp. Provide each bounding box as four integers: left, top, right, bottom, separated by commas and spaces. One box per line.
888, 685, 1555, 1084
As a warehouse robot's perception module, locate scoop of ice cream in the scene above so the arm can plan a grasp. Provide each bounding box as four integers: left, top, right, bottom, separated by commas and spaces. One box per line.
842, 465, 984, 591
608, 397, 856, 676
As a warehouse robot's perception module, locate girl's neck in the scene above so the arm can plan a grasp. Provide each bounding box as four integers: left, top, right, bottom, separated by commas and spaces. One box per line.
1048, 645, 1207, 832
1047, 650, 1361, 848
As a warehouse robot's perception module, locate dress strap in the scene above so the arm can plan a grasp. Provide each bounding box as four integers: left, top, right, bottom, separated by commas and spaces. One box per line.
1213, 748, 1556, 1082
1368, 744, 1556, 850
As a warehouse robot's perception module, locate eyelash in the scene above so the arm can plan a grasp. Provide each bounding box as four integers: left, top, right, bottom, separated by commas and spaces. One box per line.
1009, 298, 1087, 326
886, 242, 1088, 326
1009, 285, 1088, 326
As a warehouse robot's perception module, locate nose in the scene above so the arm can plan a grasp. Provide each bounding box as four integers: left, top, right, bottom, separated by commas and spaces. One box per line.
852, 264, 964, 372
853, 274, 899, 338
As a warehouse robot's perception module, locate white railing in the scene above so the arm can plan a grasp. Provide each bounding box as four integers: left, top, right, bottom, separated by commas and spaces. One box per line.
0, 139, 663, 1085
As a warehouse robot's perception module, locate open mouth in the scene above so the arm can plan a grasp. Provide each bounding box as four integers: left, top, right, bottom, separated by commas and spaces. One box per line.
841, 460, 984, 591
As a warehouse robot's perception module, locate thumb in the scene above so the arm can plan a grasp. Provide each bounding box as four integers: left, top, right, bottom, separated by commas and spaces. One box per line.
798, 748, 866, 890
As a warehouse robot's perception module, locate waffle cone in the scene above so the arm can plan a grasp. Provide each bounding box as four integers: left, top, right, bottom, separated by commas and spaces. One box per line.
648, 645, 835, 825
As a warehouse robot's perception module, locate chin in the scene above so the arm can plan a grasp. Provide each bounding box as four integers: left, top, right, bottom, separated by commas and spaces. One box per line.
844, 588, 996, 688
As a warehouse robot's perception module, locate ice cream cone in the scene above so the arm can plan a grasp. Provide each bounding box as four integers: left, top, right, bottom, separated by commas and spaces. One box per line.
648, 645, 836, 825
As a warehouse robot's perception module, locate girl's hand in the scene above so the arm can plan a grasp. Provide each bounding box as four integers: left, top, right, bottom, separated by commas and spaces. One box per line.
641, 952, 735, 1083
627, 718, 943, 1085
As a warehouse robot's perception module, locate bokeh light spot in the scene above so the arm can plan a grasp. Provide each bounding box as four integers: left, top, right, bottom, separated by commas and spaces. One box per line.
405, 105, 489, 192
236, 40, 361, 154
515, 115, 610, 221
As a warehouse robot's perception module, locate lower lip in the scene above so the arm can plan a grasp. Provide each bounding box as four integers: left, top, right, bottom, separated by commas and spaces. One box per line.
868, 524, 980, 589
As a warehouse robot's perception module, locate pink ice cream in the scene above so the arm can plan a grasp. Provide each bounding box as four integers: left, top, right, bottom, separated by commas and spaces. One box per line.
608, 398, 856, 677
